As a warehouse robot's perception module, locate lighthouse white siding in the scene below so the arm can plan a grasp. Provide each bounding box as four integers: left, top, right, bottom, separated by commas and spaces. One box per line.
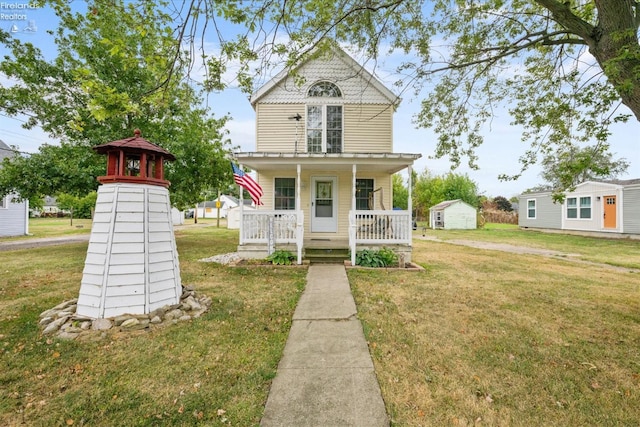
77, 183, 182, 319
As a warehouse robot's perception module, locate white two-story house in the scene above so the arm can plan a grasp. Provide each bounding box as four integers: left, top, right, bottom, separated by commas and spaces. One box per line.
233, 47, 421, 264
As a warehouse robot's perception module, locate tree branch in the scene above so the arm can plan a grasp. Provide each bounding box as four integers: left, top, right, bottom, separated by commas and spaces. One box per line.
534, 0, 596, 42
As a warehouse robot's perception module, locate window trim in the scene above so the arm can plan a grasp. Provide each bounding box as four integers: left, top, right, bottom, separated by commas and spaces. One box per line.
273, 177, 296, 210
307, 81, 342, 98
306, 104, 343, 153
527, 199, 536, 219
355, 178, 374, 210
579, 196, 592, 219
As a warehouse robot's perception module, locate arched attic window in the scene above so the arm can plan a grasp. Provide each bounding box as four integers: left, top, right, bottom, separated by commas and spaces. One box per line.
306, 81, 343, 153
307, 81, 342, 98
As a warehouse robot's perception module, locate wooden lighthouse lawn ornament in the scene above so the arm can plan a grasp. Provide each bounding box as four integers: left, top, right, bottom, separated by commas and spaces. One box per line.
77, 129, 182, 319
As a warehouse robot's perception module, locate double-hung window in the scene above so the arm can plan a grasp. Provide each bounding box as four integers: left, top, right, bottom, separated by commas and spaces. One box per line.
274, 178, 296, 210
355, 179, 374, 210
579, 196, 591, 219
306, 82, 342, 153
566, 196, 591, 219
527, 199, 536, 219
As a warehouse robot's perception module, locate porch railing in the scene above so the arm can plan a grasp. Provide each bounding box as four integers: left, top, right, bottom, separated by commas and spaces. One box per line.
240, 210, 304, 263
349, 209, 412, 264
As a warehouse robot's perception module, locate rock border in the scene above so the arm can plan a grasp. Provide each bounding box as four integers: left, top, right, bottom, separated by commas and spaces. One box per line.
344, 261, 425, 271
38, 286, 212, 341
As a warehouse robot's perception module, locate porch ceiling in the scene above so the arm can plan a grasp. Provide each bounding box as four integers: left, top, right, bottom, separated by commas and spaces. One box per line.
233, 152, 422, 174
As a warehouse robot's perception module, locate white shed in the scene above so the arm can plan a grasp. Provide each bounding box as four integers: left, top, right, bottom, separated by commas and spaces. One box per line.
429, 199, 477, 230
227, 204, 255, 229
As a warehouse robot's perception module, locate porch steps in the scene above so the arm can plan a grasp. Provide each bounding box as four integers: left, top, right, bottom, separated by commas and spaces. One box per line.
304, 247, 350, 264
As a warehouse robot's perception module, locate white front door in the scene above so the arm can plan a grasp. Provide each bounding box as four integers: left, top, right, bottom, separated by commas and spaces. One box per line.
311, 176, 337, 232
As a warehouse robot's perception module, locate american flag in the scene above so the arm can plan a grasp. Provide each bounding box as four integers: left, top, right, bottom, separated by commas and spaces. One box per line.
231, 162, 263, 206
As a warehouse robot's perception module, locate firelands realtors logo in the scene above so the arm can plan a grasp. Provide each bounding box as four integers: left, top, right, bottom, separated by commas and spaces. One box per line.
1, 2, 39, 33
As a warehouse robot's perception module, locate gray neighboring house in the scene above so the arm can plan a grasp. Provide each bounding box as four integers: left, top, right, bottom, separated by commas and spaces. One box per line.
0, 140, 29, 237
519, 179, 640, 235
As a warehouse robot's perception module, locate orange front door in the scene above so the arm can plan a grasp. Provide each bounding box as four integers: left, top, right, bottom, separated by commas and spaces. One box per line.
603, 195, 616, 229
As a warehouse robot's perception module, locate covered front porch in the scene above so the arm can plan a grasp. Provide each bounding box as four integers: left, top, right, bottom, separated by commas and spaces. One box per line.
233, 152, 421, 265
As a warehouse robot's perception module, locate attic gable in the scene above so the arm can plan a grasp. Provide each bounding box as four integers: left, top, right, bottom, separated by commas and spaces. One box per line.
250, 47, 399, 107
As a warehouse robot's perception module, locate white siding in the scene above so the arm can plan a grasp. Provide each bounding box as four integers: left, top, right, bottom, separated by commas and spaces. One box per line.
77, 183, 181, 319
0, 194, 28, 237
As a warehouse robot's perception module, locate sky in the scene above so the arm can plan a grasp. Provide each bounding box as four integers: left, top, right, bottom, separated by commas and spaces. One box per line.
1, 2, 638, 199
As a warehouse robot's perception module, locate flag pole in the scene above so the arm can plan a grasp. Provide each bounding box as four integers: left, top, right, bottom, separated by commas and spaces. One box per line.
239, 164, 244, 244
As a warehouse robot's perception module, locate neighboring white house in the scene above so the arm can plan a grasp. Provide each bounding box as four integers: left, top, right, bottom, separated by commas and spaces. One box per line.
519, 179, 640, 235
0, 140, 29, 237
194, 195, 242, 219
232, 45, 422, 264
429, 199, 477, 230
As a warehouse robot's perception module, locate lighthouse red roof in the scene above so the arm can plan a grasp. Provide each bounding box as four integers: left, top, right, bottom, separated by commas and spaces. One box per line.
93, 129, 176, 161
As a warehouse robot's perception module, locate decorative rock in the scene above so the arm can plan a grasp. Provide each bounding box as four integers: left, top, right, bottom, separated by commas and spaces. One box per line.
42, 316, 70, 335
165, 309, 184, 320
37, 287, 211, 340
57, 310, 75, 319
92, 318, 113, 331
121, 318, 149, 331
120, 318, 140, 328
61, 325, 83, 334
58, 331, 80, 340
51, 299, 78, 312
113, 316, 130, 327
39, 317, 55, 326
184, 296, 201, 311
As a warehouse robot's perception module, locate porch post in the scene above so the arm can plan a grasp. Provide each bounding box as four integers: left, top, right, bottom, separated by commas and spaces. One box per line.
408, 164, 413, 246
296, 163, 302, 264
350, 164, 357, 266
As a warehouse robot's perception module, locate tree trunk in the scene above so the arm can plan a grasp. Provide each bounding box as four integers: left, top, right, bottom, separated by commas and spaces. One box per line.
589, 0, 640, 121
537, 0, 640, 121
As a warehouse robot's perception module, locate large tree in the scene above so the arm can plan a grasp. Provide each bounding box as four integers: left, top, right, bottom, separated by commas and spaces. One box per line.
539, 144, 630, 191
180, 0, 639, 189
413, 169, 479, 218
0, 0, 233, 209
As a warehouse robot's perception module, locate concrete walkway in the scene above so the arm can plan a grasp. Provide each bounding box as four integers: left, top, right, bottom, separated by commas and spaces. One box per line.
260, 264, 388, 427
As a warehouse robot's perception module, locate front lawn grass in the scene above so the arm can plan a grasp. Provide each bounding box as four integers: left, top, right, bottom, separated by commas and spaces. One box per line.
420, 225, 640, 269
350, 238, 640, 426
0, 226, 306, 426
